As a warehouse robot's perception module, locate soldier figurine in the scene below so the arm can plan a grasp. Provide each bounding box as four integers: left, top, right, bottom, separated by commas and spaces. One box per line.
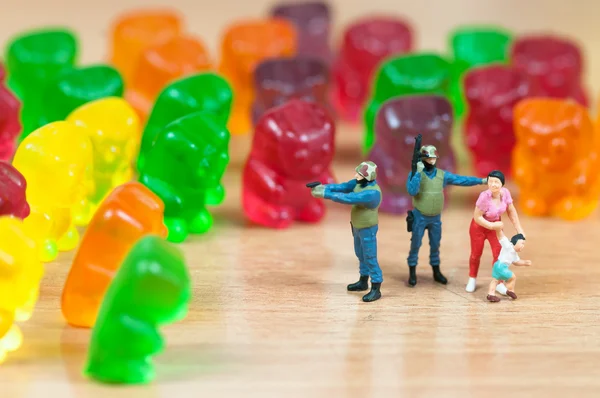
406, 138, 487, 287
310, 161, 383, 302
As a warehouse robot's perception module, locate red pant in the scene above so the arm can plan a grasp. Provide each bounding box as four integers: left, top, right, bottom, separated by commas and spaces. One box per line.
469, 218, 501, 278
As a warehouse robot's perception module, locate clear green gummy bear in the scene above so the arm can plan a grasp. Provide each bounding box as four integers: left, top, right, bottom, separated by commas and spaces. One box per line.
84, 235, 192, 385
362, 52, 452, 153
448, 26, 513, 119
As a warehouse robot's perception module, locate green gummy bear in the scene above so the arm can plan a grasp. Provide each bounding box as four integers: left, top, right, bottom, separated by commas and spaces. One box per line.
448, 26, 513, 119
137, 72, 233, 172
84, 235, 192, 385
41, 64, 124, 125
5, 28, 78, 136
139, 111, 230, 243
363, 52, 452, 153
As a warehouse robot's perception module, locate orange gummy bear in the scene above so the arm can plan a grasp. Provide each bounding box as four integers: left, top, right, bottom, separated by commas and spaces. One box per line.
61, 182, 167, 328
110, 9, 183, 85
512, 98, 600, 220
126, 35, 212, 121
218, 19, 297, 135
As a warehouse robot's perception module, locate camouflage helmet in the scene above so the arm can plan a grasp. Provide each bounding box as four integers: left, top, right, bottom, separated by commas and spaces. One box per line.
355, 161, 377, 181
420, 145, 438, 158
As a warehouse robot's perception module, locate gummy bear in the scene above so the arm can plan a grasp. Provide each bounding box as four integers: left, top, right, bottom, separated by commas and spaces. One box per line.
84, 235, 191, 384
66, 97, 140, 226
510, 34, 588, 106
367, 95, 456, 214
331, 16, 413, 122
270, 1, 332, 63
139, 111, 230, 242
137, 73, 233, 172
218, 19, 297, 135
0, 161, 30, 219
463, 64, 539, 177
243, 99, 335, 228
62, 182, 167, 329
126, 35, 212, 121
5, 28, 78, 138
0, 64, 21, 161
448, 26, 513, 119
110, 9, 183, 85
42, 65, 125, 125
363, 52, 452, 153
0, 216, 44, 364
252, 56, 331, 125
12, 121, 94, 262
512, 98, 600, 220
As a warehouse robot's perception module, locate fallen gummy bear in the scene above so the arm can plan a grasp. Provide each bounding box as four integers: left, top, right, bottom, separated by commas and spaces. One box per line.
84, 235, 191, 384
243, 99, 336, 228
62, 182, 167, 328
0, 161, 30, 219
0, 64, 21, 161
512, 98, 600, 220
66, 97, 141, 226
139, 111, 230, 242
0, 216, 44, 364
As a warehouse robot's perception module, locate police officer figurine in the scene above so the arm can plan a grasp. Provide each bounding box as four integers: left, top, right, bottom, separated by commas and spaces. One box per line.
406, 144, 487, 287
310, 161, 383, 302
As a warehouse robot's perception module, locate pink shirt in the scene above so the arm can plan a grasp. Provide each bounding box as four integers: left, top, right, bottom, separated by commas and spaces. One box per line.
475, 188, 513, 222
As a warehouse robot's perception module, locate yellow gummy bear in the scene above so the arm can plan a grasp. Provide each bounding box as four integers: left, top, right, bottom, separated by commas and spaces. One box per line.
0, 216, 44, 363
66, 97, 141, 226
12, 121, 94, 262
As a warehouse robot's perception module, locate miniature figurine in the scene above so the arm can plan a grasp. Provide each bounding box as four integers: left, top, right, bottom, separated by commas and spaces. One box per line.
406, 135, 486, 286
487, 229, 531, 302
467, 170, 525, 294
310, 161, 383, 302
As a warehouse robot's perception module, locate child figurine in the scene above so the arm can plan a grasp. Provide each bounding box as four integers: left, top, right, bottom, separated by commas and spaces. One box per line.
487, 228, 532, 302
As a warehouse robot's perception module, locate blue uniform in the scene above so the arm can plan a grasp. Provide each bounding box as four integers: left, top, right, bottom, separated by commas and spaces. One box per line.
406, 169, 483, 267
324, 179, 383, 283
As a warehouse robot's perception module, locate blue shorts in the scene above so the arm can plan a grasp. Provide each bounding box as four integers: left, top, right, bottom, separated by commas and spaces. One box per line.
492, 261, 513, 281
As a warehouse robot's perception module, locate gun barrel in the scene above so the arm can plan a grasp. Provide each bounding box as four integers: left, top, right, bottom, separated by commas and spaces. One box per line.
306, 181, 322, 188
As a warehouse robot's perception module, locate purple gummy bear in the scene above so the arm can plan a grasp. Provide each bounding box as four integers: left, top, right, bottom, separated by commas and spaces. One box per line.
367, 95, 456, 214
252, 56, 331, 125
270, 1, 332, 64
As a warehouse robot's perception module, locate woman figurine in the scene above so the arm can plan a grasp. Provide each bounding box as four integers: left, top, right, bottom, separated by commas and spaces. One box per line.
465, 170, 525, 293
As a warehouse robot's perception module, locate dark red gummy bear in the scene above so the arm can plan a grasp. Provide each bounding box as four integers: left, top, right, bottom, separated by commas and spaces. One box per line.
464, 64, 540, 177
511, 34, 588, 106
243, 99, 336, 228
331, 16, 413, 122
252, 56, 331, 125
0, 64, 21, 161
367, 95, 455, 214
0, 161, 30, 219
270, 1, 332, 64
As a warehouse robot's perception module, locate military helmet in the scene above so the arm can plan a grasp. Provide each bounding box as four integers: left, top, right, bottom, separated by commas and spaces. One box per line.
355, 161, 377, 181
420, 145, 438, 158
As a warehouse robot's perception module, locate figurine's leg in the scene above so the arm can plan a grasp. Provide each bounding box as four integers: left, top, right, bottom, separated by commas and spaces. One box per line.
505, 275, 517, 299
487, 279, 501, 302
347, 224, 369, 291
296, 198, 326, 223
467, 219, 485, 292
428, 215, 447, 285
488, 231, 507, 295
407, 213, 426, 287
360, 225, 382, 303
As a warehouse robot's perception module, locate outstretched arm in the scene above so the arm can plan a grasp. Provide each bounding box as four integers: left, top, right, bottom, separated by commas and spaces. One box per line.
406, 172, 422, 196
325, 179, 357, 193
443, 171, 486, 187
514, 259, 532, 266
324, 189, 381, 208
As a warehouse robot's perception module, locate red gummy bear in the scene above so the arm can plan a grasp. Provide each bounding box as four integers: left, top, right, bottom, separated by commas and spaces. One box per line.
511, 34, 588, 106
0, 161, 30, 218
0, 64, 21, 161
243, 99, 336, 228
331, 16, 413, 122
463, 64, 539, 176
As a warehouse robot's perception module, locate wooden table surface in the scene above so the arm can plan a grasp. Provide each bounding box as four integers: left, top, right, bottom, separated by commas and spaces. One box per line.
1, 1, 600, 397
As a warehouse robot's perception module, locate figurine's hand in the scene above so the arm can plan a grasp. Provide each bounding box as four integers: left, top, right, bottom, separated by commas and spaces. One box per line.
311, 185, 325, 199
416, 161, 424, 173
523, 260, 532, 266
482, 177, 488, 184
490, 221, 504, 231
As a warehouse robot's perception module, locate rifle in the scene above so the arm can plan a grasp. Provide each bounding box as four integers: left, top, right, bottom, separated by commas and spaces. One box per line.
410, 134, 422, 181
306, 181, 322, 188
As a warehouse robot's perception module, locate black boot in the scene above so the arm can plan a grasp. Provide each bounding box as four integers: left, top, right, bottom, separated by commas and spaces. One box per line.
347, 275, 369, 291
362, 283, 381, 302
408, 267, 417, 287
432, 266, 447, 285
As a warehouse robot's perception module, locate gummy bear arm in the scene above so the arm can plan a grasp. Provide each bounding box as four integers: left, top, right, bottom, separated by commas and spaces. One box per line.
406, 172, 421, 196
139, 174, 184, 212
118, 314, 164, 355
0, 309, 15, 339
325, 179, 356, 193
324, 190, 380, 209
443, 171, 485, 187
244, 159, 284, 201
